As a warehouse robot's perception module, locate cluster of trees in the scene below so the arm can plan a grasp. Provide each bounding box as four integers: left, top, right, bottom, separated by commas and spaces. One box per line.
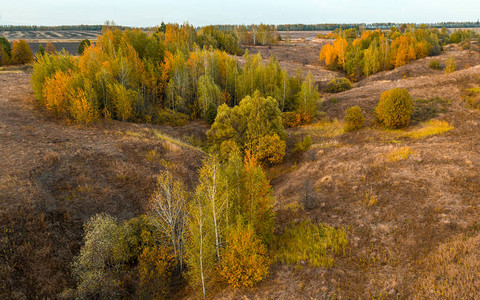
319, 27, 448, 80
233, 24, 279, 45
72, 152, 275, 298
320, 26, 480, 80
31, 26, 318, 128
0, 38, 33, 66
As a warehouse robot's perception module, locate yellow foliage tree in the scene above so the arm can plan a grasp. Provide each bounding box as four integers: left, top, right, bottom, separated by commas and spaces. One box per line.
220, 217, 270, 288
11, 40, 33, 65
137, 246, 175, 299
42, 70, 73, 118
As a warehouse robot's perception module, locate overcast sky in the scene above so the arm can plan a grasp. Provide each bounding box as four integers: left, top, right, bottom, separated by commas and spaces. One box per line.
1, 0, 479, 27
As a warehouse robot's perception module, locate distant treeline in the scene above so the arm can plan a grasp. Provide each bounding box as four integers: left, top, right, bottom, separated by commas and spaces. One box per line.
0, 25, 118, 31
216, 22, 480, 31
1, 22, 480, 32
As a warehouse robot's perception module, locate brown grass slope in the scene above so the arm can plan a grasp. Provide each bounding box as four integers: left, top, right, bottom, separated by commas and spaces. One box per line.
0, 71, 206, 299
263, 52, 480, 298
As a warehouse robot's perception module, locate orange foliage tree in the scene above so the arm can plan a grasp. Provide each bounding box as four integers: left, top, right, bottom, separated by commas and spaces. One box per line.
220, 217, 270, 288
11, 40, 33, 65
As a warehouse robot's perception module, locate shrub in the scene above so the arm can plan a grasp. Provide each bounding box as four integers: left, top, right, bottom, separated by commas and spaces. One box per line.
11, 40, 33, 65
294, 135, 313, 153
464, 87, 480, 109
42, 70, 73, 117
445, 56, 456, 74
137, 246, 175, 298
375, 88, 413, 129
344, 106, 365, 132
429, 59, 441, 70
220, 218, 270, 288
326, 77, 352, 93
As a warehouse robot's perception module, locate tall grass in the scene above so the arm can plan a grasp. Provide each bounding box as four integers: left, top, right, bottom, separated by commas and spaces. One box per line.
385, 147, 412, 162
271, 220, 348, 268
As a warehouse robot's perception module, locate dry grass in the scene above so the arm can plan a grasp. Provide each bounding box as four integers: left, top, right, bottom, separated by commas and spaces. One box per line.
414, 232, 480, 299
302, 119, 344, 139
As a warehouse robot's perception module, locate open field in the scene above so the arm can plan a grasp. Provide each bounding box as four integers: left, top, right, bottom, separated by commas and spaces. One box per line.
0, 30, 100, 54
2, 39, 480, 298
0, 30, 100, 41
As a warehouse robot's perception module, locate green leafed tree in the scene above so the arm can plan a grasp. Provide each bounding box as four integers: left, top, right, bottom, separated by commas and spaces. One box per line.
77, 39, 91, 55
295, 72, 319, 120
197, 74, 223, 121
207, 90, 286, 164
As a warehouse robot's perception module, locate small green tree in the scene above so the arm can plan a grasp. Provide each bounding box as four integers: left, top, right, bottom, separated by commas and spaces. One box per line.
37, 44, 45, 56
344, 106, 365, 132
78, 39, 91, 55
296, 72, 319, 119
376, 88, 413, 129
0, 36, 11, 65
207, 91, 286, 164
0, 36, 11, 57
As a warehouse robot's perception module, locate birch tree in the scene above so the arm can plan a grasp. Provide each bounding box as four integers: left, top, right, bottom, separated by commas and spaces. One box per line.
149, 171, 188, 270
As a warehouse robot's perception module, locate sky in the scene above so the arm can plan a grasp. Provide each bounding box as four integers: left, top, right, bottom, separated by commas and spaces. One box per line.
1, 0, 479, 27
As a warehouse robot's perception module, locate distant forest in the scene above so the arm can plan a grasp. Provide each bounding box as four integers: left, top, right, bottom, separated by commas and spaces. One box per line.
1, 21, 480, 32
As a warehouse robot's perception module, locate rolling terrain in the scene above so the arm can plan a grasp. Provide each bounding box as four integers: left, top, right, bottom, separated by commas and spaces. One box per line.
1, 38, 480, 298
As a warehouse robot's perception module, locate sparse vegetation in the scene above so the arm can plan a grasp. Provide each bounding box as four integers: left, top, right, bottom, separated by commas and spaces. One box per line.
294, 135, 313, 153
411, 97, 451, 123
463, 87, 480, 109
